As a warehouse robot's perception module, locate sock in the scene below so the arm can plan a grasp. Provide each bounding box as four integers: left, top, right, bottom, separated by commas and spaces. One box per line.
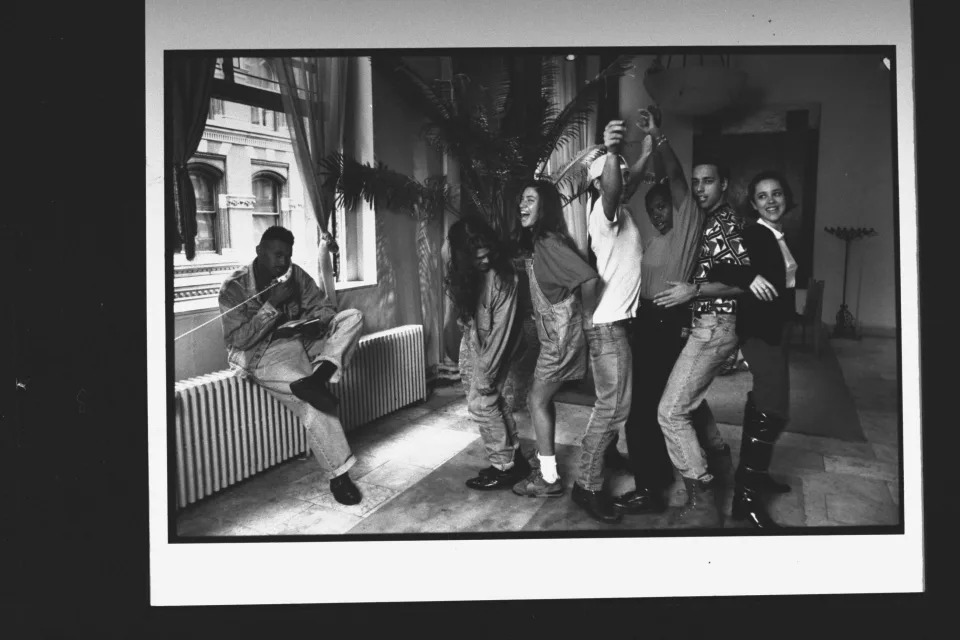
310, 360, 337, 384
538, 454, 558, 483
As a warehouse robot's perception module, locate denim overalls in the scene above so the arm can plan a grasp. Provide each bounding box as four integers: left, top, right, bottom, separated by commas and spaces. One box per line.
524, 257, 587, 383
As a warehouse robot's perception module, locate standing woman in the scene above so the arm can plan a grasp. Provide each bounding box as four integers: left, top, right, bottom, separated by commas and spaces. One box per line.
511, 180, 599, 498
709, 170, 798, 528
447, 217, 534, 490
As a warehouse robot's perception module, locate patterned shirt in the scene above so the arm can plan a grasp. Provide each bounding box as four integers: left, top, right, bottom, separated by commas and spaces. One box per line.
691, 203, 751, 314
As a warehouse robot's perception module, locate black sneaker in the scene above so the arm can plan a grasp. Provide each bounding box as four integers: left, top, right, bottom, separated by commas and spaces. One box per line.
329, 473, 362, 505
466, 454, 531, 490
290, 377, 339, 414
571, 484, 622, 524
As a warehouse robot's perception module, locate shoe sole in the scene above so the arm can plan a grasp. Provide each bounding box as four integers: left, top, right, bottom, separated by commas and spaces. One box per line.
511, 487, 564, 498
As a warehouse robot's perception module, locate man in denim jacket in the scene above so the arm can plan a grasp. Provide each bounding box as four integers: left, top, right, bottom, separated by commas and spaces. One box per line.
218, 226, 364, 505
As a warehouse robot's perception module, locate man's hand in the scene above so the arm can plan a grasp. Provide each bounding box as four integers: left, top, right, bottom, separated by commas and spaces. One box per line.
749, 275, 779, 302
654, 281, 698, 308
636, 106, 662, 137
265, 279, 296, 307
603, 120, 627, 154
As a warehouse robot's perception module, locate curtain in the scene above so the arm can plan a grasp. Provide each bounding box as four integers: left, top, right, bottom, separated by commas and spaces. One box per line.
543, 56, 594, 256
271, 57, 349, 303
166, 56, 217, 260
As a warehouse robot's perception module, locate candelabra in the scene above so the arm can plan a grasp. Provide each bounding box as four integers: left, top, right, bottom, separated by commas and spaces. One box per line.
824, 226, 877, 339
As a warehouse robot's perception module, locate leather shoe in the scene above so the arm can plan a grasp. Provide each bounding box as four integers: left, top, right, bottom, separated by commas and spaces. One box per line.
612, 487, 666, 514
330, 473, 362, 505
571, 484, 622, 524
466, 453, 531, 490
290, 377, 339, 414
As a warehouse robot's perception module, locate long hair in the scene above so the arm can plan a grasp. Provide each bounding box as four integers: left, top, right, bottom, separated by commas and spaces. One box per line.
514, 179, 580, 256
444, 216, 515, 325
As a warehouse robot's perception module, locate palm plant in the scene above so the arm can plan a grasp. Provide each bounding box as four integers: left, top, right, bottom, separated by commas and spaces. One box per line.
318, 53, 635, 369
320, 53, 636, 232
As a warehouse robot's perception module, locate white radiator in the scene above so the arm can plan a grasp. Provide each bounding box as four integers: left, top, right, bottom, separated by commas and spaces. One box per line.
173, 324, 427, 509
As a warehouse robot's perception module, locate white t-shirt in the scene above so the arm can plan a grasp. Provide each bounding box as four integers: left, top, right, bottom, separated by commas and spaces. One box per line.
588, 198, 643, 324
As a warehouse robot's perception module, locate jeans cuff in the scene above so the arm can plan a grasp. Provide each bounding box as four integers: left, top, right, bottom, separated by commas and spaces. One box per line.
331, 454, 357, 478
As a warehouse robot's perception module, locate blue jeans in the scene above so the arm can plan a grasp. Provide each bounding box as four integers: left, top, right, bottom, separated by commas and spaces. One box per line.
577, 322, 632, 491
658, 313, 739, 481
249, 309, 363, 477
459, 334, 521, 469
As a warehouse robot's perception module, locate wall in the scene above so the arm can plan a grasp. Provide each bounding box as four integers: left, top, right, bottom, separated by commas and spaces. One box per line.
620, 52, 898, 334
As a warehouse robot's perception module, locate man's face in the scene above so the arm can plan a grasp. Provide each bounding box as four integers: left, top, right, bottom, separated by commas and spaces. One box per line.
256, 238, 292, 279
646, 192, 674, 235
691, 164, 727, 212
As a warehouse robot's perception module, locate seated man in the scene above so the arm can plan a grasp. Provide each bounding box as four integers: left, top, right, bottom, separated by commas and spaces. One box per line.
218, 226, 364, 505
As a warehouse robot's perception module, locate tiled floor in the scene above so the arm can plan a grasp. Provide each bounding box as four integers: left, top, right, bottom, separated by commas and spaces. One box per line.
175, 337, 901, 536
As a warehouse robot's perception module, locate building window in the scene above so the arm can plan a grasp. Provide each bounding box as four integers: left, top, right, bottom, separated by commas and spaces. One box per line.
252, 173, 283, 243
188, 166, 223, 252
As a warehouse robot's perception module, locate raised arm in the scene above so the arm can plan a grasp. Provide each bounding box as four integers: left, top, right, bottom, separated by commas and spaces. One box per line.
622, 133, 654, 202
637, 106, 688, 205
599, 120, 627, 221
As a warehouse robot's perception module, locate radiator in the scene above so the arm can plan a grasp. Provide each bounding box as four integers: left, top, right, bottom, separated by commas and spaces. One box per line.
173, 324, 427, 509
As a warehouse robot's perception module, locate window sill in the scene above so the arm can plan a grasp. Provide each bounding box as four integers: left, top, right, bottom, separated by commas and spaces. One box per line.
335, 280, 378, 293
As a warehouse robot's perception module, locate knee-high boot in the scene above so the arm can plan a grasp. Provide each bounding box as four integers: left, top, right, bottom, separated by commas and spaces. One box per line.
733, 393, 787, 528
743, 393, 792, 494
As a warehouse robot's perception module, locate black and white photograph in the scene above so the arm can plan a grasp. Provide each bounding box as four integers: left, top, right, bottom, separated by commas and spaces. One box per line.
145, 0, 924, 608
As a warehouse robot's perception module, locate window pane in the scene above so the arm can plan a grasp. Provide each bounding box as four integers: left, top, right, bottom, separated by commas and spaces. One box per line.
252, 214, 279, 243
234, 57, 280, 93
190, 173, 215, 211
253, 178, 278, 212
196, 213, 216, 252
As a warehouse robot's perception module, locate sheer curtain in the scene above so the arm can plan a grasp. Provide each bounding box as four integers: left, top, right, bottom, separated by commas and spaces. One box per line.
167, 56, 217, 260
271, 57, 349, 303
543, 56, 595, 256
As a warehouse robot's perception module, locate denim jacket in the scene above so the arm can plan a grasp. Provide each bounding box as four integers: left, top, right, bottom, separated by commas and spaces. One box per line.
218, 260, 337, 374
462, 271, 521, 392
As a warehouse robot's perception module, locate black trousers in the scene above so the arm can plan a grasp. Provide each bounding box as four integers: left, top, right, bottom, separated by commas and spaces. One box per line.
740, 327, 791, 421
625, 299, 690, 491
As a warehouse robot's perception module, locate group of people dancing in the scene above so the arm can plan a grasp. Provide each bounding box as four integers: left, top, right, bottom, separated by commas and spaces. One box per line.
448, 107, 800, 529
217, 105, 800, 531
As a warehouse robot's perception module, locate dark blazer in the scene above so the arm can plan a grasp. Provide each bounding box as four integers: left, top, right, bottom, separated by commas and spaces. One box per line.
708, 222, 797, 346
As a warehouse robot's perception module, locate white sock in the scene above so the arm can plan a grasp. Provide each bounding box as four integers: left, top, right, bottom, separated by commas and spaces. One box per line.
538, 454, 558, 483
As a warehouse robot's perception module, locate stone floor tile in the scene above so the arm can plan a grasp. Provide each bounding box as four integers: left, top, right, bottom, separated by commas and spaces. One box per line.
871, 443, 899, 464
357, 459, 434, 491
770, 444, 826, 473
823, 455, 899, 482
798, 470, 897, 510
825, 493, 898, 526
303, 481, 398, 518
775, 431, 876, 459
273, 504, 364, 535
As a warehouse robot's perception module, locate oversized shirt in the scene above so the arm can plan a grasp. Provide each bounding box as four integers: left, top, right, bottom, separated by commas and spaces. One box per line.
532, 233, 598, 305
588, 198, 643, 323
691, 203, 751, 315
467, 271, 521, 391
640, 190, 704, 300
218, 260, 337, 374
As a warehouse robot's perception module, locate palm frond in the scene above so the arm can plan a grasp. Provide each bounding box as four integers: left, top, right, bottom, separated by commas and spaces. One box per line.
545, 144, 607, 192
370, 55, 454, 125
534, 55, 637, 176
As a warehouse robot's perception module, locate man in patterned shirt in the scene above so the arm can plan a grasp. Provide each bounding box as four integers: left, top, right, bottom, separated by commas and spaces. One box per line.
652, 160, 778, 528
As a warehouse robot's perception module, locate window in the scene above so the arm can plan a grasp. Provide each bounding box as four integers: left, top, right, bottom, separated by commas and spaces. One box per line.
252, 173, 283, 243
187, 165, 224, 252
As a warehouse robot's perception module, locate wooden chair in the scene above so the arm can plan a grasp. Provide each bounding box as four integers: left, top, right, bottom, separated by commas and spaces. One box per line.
794, 278, 825, 356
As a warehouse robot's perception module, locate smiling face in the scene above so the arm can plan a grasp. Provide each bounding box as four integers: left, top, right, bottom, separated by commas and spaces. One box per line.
751, 178, 787, 227
646, 191, 674, 234
691, 164, 728, 213
519, 187, 541, 228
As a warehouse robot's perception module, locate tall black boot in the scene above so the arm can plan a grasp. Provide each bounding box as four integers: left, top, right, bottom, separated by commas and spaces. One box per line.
743, 393, 791, 494
732, 396, 787, 528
